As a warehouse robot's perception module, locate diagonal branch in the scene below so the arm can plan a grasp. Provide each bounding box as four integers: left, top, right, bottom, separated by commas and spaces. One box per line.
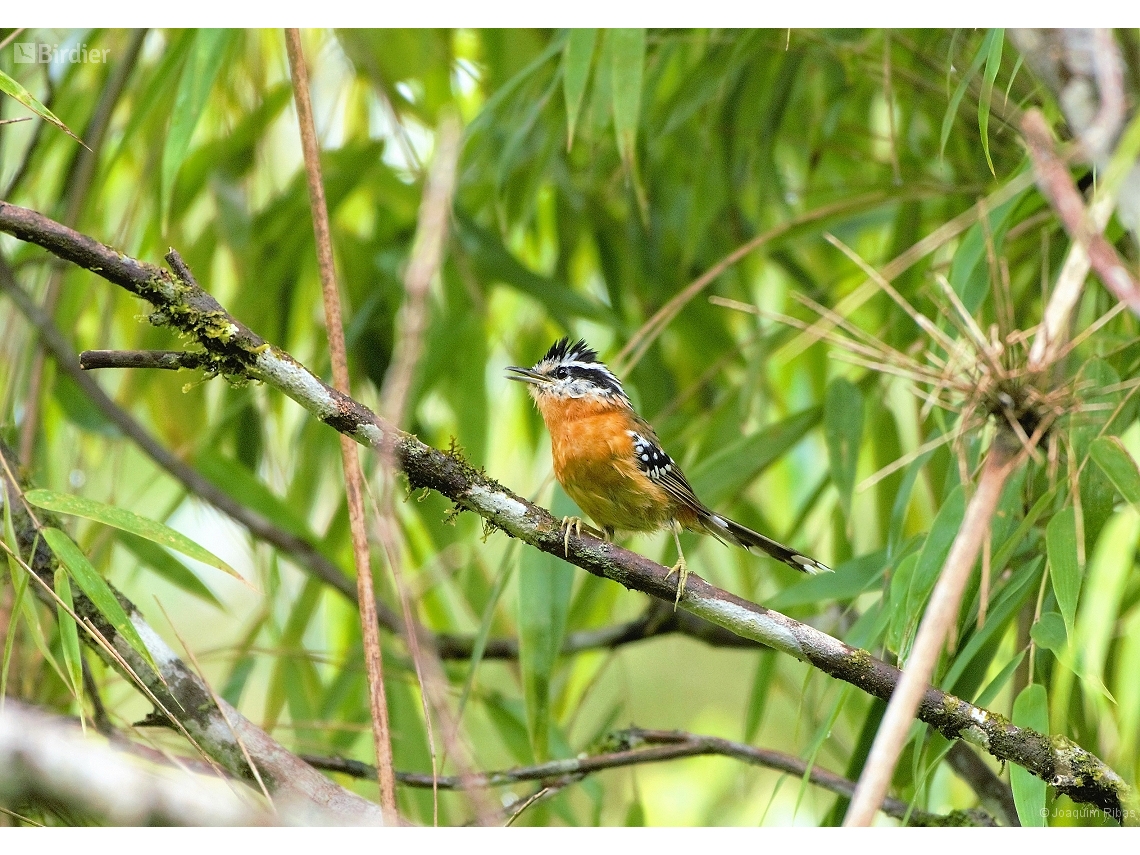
0, 200, 1132, 824
844, 433, 1024, 826
0, 701, 276, 826
0, 261, 773, 665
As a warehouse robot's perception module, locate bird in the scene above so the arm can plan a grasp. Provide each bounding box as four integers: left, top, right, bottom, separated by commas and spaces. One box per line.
506, 337, 830, 606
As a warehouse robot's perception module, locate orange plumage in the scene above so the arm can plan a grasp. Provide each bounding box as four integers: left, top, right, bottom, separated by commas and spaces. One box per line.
535, 394, 692, 534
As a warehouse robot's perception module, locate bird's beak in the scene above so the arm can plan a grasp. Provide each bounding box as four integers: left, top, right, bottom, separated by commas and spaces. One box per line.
505, 365, 548, 386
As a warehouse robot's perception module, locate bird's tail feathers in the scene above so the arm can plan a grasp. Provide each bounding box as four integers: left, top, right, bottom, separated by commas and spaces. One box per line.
702, 512, 831, 575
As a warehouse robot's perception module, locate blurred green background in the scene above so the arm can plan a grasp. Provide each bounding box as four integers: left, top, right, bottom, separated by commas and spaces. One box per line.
2, 28, 1139, 826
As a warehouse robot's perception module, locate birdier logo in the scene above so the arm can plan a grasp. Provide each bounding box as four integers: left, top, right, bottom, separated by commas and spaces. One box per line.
13, 42, 110, 64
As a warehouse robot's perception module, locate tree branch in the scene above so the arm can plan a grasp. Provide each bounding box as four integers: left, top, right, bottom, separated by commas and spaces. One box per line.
0, 701, 272, 825
946, 741, 1020, 827
0, 200, 1132, 823
78, 349, 209, 370
302, 726, 998, 826
0, 256, 402, 631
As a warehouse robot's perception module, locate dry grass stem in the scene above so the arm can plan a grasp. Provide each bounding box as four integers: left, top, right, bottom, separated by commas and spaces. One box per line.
286, 27, 397, 819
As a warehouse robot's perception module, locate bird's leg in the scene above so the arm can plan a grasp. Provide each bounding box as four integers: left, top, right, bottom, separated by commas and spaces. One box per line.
603, 526, 615, 543
561, 516, 584, 557
663, 520, 688, 610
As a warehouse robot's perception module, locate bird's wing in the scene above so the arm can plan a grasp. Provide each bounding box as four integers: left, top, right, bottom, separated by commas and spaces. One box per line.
626, 421, 708, 517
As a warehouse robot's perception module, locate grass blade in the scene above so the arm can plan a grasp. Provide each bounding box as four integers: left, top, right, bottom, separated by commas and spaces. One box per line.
609, 27, 647, 217
1090, 437, 1140, 506
54, 567, 86, 711
824, 377, 864, 522
517, 489, 576, 761
939, 29, 993, 159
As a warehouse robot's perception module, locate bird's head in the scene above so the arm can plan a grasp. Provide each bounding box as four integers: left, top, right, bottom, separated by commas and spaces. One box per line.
506, 337, 630, 406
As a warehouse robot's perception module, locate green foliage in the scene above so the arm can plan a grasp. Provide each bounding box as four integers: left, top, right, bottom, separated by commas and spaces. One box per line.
3, 26, 1140, 827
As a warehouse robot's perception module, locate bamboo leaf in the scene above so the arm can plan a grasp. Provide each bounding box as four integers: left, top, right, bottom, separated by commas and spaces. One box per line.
744, 649, 776, 742
1090, 437, 1140, 506
609, 28, 645, 169
1030, 611, 1067, 653
161, 28, 233, 222
518, 488, 576, 761
690, 406, 823, 508
563, 28, 597, 150
41, 527, 157, 672
824, 377, 864, 521
54, 567, 85, 707
25, 489, 240, 582
901, 485, 966, 660
456, 550, 516, 724
609, 27, 647, 216
977, 29, 1004, 176
0, 67, 85, 146
767, 548, 889, 610
2, 556, 29, 702
944, 557, 1041, 694
1046, 507, 1081, 637
8, 556, 74, 692
116, 531, 222, 608
1011, 683, 1048, 826
940, 30, 993, 158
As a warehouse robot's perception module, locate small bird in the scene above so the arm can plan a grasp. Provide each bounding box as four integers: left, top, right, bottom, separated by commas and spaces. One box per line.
507, 337, 830, 606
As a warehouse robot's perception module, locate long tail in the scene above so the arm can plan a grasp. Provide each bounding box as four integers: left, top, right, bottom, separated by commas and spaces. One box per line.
701, 512, 831, 575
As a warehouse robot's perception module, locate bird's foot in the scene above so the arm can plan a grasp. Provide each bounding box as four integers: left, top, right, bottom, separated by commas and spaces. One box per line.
664, 556, 688, 611
561, 516, 584, 557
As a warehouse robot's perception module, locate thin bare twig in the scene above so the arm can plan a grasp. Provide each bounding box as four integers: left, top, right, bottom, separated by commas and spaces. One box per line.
614, 189, 900, 373
154, 599, 274, 809
304, 726, 998, 826
285, 27, 397, 819
780, 171, 1037, 361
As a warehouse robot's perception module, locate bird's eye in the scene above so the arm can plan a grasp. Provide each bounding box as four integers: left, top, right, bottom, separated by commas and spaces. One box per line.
554, 366, 570, 379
